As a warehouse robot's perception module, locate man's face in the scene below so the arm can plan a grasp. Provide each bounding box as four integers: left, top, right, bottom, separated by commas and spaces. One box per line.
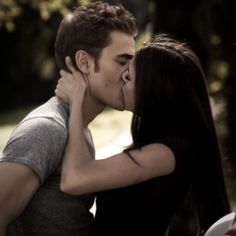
122, 57, 136, 112
88, 31, 135, 111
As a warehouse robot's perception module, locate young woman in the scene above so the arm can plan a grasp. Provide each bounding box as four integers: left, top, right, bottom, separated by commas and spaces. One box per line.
55, 34, 230, 235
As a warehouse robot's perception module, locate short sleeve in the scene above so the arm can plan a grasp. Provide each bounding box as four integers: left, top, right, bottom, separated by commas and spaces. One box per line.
0, 117, 67, 184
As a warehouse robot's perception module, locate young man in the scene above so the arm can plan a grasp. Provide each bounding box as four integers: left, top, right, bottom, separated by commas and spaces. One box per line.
0, 1, 137, 235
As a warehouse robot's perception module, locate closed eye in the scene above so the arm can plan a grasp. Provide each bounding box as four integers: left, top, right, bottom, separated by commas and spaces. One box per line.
117, 60, 128, 66
116, 53, 133, 67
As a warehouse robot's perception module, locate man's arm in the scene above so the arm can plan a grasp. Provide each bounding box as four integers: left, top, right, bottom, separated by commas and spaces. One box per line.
0, 162, 39, 235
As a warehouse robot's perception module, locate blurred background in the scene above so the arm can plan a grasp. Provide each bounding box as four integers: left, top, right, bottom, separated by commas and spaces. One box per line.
0, 0, 236, 235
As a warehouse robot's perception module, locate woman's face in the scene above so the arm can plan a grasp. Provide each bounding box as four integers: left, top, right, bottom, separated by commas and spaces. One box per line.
122, 57, 135, 112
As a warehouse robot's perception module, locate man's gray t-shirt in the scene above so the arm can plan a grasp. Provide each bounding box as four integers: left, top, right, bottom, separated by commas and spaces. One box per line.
0, 97, 95, 236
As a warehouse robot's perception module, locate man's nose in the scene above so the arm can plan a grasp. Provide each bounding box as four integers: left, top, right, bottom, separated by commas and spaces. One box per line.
122, 71, 128, 82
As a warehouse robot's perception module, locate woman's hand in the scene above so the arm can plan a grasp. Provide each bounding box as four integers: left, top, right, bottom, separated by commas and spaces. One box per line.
55, 56, 88, 105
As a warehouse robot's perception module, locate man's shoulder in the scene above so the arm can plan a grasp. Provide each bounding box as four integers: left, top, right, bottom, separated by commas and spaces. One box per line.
22, 97, 69, 129
7, 97, 69, 144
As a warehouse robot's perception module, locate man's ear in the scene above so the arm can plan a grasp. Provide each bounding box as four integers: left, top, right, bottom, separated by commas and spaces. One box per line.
75, 50, 93, 74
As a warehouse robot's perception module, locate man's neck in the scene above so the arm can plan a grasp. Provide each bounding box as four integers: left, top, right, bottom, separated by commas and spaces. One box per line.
83, 94, 105, 126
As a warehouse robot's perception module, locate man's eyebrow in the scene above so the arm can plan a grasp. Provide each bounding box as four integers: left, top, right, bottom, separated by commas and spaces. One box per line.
116, 54, 134, 60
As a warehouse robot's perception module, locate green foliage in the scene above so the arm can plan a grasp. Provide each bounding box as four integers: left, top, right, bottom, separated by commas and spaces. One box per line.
0, 0, 91, 31
0, 0, 22, 31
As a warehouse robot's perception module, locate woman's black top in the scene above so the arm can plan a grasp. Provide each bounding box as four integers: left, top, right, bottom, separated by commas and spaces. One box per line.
92, 136, 192, 236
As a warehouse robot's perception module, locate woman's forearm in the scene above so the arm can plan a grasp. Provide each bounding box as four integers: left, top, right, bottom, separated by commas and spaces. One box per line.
60, 101, 93, 194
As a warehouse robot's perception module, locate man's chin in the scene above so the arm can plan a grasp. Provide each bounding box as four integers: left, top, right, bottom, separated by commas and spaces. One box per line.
107, 94, 125, 111
114, 104, 125, 111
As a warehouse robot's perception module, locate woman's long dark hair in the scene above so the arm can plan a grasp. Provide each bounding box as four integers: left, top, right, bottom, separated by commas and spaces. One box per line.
127, 34, 230, 234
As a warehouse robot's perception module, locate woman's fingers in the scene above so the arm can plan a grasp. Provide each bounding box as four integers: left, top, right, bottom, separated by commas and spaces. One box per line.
59, 69, 66, 77
55, 86, 64, 99
59, 70, 74, 81
55, 79, 71, 104
57, 56, 89, 100
64, 56, 86, 85
65, 56, 77, 74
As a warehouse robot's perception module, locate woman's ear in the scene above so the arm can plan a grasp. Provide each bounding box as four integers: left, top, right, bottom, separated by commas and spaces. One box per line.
75, 50, 92, 74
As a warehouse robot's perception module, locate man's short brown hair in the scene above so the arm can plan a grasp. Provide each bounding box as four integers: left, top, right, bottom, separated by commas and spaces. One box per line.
55, 1, 137, 72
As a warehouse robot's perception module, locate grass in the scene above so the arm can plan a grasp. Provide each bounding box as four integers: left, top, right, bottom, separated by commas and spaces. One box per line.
89, 108, 132, 148
0, 105, 132, 153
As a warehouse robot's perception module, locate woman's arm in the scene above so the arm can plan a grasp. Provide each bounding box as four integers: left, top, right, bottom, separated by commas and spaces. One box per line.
56, 57, 176, 196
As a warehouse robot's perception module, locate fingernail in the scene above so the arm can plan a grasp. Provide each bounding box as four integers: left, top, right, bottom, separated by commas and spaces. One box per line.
66, 56, 71, 64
